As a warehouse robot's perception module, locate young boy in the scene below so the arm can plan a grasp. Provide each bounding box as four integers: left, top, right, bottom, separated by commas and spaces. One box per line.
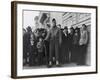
37, 37, 45, 65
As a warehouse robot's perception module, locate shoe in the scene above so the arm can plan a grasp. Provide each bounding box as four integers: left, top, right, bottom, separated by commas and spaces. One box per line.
47, 61, 52, 68
56, 61, 59, 65
56, 61, 61, 67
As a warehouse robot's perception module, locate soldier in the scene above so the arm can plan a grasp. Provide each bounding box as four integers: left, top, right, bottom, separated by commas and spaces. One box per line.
45, 18, 62, 67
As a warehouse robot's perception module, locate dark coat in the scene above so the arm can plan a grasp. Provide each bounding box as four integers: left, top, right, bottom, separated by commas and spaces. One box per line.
45, 26, 62, 61
23, 32, 31, 56
61, 32, 69, 63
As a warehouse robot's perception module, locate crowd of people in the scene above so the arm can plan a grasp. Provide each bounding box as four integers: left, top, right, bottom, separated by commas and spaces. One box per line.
23, 18, 89, 68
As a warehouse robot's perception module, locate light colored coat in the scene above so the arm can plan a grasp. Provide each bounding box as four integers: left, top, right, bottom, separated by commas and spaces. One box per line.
79, 30, 88, 45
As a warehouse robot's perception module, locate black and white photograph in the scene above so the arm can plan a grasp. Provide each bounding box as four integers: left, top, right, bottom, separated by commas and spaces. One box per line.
11, 1, 97, 78
23, 10, 91, 69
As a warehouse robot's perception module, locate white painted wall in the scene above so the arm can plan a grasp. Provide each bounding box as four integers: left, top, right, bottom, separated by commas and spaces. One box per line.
23, 10, 39, 30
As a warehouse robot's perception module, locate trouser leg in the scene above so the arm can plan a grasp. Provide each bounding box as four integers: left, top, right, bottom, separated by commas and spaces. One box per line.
55, 44, 59, 62
49, 42, 55, 66
78, 45, 87, 65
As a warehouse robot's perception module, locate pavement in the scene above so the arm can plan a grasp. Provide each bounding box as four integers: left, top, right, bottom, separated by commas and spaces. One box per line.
23, 62, 90, 69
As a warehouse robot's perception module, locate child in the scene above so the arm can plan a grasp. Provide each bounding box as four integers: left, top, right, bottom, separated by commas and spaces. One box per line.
36, 37, 45, 65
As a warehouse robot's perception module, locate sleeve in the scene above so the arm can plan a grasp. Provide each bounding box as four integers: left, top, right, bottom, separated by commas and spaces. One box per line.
59, 29, 62, 45
44, 30, 51, 41
84, 31, 88, 45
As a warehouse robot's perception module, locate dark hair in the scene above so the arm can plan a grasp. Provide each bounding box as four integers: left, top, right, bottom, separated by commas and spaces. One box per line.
58, 24, 61, 26
70, 27, 75, 34
52, 18, 56, 22
70, 27, 74, 30
82, 24, 87, 28
64, 26, 68, 30
27, 26, 32, 32
75, 27, 79, 31
75, 27, 79, 30
23, 28, 26, 32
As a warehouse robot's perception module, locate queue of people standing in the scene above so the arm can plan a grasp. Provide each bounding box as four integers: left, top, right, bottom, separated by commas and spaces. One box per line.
23, 18, 89, 68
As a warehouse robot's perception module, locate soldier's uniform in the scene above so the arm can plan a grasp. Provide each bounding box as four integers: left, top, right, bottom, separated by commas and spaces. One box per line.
45, 26, 62, 66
